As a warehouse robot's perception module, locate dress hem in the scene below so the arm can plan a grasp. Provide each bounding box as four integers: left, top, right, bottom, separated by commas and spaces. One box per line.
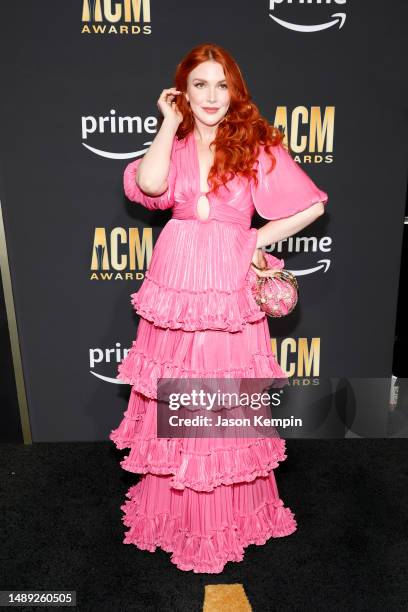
120, 483, 297, 574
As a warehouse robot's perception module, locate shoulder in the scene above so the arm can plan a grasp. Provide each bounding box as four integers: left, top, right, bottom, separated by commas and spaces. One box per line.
256, 141, 287, 159
253, 142, 285, 174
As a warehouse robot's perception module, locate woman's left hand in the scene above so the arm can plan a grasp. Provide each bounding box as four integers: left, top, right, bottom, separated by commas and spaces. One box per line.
249, 247, 285, 278
250, 248, 278, 278
251, 247, 267, 269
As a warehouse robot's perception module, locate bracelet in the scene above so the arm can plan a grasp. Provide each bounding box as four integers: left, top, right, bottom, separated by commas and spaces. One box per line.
251, 262, 268, 271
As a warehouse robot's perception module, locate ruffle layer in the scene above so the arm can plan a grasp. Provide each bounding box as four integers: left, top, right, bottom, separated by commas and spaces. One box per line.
131, 274, 264, 332
129, 219, 261, 332
120, 473, 297, 574
117, 347, 285, 400
121, 508, 245, 573
109, 394, 152, 451
116, 315, 288, 399
109, 389, 287, 492
121, 437, 288, 492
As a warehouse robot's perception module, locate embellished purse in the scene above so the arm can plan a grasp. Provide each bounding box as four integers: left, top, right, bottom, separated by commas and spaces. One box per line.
249, 252, 299, 318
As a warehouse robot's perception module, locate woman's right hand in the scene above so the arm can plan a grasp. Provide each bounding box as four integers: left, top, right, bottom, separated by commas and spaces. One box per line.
157, 87, 184, 126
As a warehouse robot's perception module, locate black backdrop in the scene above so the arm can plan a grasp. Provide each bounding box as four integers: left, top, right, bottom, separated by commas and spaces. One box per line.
0, 1, 407, 441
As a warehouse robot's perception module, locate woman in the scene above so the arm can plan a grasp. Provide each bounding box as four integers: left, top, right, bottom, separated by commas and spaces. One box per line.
110, 43, 328, 573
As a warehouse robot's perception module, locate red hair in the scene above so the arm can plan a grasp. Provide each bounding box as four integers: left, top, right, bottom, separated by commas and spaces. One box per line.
167, 42, 285, 194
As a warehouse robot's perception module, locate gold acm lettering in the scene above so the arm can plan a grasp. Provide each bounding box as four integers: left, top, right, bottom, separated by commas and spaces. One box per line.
81, 0, 151, 23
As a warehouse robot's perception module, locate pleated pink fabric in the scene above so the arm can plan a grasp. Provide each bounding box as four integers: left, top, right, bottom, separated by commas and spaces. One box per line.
110, 130, 328, 573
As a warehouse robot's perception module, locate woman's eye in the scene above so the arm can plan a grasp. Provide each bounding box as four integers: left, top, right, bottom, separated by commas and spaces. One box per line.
194, 82, 227, 89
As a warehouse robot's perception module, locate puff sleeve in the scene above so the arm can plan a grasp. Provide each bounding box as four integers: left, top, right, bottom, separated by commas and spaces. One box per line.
123, 139, 177, 210
250, 143, 328, 220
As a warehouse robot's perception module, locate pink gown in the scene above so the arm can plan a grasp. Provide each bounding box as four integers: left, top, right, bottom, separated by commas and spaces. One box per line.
109, 130, 328, 573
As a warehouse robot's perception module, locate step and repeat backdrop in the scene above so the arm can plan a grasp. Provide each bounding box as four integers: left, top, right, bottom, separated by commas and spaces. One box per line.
0, 1, 407, 441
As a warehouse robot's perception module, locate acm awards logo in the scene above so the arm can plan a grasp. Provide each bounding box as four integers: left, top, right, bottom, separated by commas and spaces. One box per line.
271, 337, 321, 378
81, 0, 151, 35
90, 227, 153, 280
90, 337, 322, 384
269, 0, 347, 32
276, 106, 334, 164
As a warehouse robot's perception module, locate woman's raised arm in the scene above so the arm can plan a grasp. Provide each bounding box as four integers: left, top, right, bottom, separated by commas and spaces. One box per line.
136, 88, 183, 195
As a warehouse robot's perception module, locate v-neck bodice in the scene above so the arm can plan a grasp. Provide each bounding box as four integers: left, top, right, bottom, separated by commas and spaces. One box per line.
170, 130, 255, 227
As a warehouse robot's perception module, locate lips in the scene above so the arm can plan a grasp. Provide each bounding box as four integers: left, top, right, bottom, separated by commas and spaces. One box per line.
202, 107, 219, 113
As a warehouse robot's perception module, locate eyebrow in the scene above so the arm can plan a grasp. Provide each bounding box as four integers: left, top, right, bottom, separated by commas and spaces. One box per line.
192, 78, 227, 83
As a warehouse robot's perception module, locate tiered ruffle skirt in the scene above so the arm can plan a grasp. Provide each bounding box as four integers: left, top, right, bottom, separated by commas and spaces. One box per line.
109, 220, 297, 573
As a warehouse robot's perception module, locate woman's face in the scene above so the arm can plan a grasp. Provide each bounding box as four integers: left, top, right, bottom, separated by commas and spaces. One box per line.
185, 60, 230, 128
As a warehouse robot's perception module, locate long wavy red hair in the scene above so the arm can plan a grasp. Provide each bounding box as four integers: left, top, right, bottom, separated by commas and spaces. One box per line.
164, 42, 285, 194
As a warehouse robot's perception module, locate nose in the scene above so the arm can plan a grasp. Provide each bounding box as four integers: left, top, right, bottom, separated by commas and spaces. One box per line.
207, 87, 217, 104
